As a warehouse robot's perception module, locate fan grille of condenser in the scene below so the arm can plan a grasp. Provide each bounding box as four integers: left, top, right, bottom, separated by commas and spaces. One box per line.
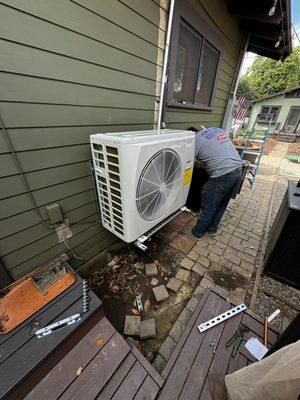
136, 149, 182, 221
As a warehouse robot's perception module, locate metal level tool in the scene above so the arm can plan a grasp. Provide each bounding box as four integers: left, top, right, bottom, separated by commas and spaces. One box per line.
35, 314, 81, 338
198, 304, 247, 333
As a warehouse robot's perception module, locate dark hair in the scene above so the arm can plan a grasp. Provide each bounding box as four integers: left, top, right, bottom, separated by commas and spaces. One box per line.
186, 126, 198, 132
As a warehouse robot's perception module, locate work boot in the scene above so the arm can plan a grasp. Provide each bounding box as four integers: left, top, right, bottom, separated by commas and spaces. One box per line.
181, 227, 203, 240
207, 230, 218, 237
208, 373, 228, 400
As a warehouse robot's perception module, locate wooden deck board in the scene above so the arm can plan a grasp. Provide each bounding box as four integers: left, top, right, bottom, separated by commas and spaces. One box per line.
25, 317, 115, 400
161, 289, 210, 380
0, 269, 103, 400
158, 289, 279, 400
134, 376, 160, 400
111, 361, 147, 400
0, 280, 81, 356
96, 354, 136, 400
178, 300, 229, 400
21, 288, 279, 400
1, 291, 101, 398
0, 278, 82, 347
59, 332, 130, 400
25, 317, 161, 400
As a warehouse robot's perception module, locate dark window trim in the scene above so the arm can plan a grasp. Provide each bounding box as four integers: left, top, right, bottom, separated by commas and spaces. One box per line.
258, 105, 281, 124
167, 0, 224, 111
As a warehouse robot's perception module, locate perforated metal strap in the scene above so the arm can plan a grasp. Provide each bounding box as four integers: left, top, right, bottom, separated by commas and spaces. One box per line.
198, 304, 247, 333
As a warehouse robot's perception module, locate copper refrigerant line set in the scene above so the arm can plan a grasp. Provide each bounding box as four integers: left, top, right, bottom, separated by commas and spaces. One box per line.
35, 280, 89, 338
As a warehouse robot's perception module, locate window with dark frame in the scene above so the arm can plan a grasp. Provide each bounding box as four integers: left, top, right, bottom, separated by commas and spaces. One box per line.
258, 105, 281, 123
172, 20, 220, 108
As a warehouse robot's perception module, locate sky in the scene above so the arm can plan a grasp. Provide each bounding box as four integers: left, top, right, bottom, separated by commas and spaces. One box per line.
240, 0, 300, 75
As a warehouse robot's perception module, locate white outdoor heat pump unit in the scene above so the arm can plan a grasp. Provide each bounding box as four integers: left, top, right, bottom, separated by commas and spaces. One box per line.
90, 130, 195, 245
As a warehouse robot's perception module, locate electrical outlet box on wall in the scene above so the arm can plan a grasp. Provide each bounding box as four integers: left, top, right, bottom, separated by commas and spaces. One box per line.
46, 203, 63, 224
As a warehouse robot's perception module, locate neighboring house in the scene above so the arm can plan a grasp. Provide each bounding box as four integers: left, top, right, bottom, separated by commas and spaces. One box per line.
248, 87, 300, 140
0, 0, 291, 281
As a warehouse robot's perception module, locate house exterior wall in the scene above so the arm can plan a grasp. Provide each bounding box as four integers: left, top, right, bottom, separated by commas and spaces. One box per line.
248, 95, 300, 134
0, 0, 242, 280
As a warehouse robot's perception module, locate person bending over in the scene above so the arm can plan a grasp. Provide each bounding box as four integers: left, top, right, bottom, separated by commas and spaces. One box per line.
183, 127, 242, 240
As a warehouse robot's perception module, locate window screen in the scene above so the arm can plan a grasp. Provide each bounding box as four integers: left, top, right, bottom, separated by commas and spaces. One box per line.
195, 42, 219, 106
172, 20, 220, 108
173, 23, 202, 103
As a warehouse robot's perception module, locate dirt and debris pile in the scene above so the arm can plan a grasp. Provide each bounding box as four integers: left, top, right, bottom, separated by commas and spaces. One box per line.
86, 237, 200, 361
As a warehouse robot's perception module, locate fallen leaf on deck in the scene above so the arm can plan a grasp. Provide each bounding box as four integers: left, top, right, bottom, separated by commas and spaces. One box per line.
95, 338, 105, 346
76, 367, 84, 376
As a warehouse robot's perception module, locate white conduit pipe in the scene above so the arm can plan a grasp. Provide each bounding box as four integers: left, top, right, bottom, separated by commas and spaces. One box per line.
157, 0, 175, 132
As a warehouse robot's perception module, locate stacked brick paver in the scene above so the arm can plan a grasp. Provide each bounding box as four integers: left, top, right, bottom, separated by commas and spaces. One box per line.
153, 142, 296, 372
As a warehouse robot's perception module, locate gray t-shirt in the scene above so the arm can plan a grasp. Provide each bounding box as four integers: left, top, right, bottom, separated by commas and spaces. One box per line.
194, 127, 242, 178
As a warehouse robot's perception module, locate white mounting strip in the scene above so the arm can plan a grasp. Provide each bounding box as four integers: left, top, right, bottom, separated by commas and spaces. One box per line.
198, 304, 247, 333
35, 314, 81, 338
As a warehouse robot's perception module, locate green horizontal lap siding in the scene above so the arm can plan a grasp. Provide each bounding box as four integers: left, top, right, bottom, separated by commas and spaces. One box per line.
1, 162, 91, 199
0, 190, 96, 238
249, 95, 300, 134
0, 0, 162, 278
11, 228, 116, 281
0, 176, 94, 220
0, 124, 153, 153
166, 0, 242, 131
0, 0, 240, 279
0, 0, 163, 66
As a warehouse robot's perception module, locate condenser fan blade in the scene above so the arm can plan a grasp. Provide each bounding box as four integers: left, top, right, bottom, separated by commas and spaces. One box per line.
136, 150, 182, 221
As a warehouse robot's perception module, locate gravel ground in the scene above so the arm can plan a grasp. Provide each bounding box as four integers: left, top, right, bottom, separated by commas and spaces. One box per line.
254, 276, 299, 331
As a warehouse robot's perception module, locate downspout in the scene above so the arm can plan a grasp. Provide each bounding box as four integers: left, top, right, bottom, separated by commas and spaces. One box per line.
157, 0, 175, 131
222, 35, 249, 132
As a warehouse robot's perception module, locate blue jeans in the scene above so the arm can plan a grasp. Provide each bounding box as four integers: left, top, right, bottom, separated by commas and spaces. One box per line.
192, 170, 241, 238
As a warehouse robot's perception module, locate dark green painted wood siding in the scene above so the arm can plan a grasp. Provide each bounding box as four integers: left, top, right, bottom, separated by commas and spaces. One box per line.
0, 0, 241, 280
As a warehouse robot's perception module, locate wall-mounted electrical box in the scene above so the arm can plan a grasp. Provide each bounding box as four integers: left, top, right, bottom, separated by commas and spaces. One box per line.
46, 203, 63, 224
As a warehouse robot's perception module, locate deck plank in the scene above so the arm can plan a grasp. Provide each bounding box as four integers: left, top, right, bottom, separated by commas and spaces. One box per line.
227, 353, 248, 374
59, 332, 130, 400
0, 264, 80, 346
198, 312, 244, 400
178, 299, 229, 400
161, 290, 210, 380
158, 289, 280, 400
25, 317, 115, 400
96, 353, 136, 400
131, 346, 164, 388
110, 361, 147, 400
0, 280, 82, 363
134, 375, 159, 400
241, 312, 278, 345
158, 292, 221, 400
0, 290, 101, 400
